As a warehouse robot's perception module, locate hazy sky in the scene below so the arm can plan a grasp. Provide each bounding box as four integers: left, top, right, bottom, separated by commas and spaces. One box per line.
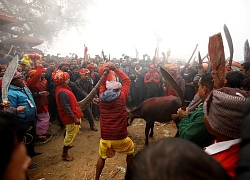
48, 0, 250, 62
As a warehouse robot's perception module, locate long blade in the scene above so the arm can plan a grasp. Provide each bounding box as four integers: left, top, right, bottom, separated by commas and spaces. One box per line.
223, 24, 234, 67
198, 51, 202, 66
160, 67, 184, 106
202, 53, 208, 61
206, 55, 212, 73
244, 39, 250, 62
162, 52, 166, 64
187, 44, 198, 64
2, 56, 19, 102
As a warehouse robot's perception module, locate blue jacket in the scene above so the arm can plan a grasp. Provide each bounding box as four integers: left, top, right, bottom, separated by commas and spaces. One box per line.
8, 85, 37, 123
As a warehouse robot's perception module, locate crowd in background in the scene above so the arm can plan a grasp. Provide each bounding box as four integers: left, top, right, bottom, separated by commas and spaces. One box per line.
1, 49, 250, 179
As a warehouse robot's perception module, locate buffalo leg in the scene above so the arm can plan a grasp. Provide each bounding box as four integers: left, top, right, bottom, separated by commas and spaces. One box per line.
145, 121, 153, 145
149, 121, 154, 137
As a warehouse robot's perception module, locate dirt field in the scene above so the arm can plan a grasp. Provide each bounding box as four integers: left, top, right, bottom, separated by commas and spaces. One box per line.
27, 118, 177, 180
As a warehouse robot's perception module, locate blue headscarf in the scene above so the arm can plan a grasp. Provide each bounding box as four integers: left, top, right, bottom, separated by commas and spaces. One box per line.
100, 89, 121, 102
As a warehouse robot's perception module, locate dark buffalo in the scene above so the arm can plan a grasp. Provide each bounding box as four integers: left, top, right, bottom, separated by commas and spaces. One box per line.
129, 96, 181, 145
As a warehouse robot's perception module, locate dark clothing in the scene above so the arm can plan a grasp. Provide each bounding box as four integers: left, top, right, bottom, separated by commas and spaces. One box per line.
74, 78, 96, 127
130, 73, 145, 107
180, 70, 196, 101
45, 68, 55, 92
89, 71, 100, 120
75, 78, 93, 94
236, 99, 250, 179
144, 71, 160, 99
120, 66, 131, 76
68, 81, 95, 127
90, 71, 100, 86
68, 81, 87, 101
45, 67, 57, 119
70, 73, 81, 83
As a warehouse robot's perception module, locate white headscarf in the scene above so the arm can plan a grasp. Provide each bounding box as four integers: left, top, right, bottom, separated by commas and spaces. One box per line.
106, 81, 122, 90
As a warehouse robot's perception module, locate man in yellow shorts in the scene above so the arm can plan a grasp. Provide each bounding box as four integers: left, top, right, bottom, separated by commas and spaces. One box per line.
52, 70, 83, 161
95, 62, 134, 180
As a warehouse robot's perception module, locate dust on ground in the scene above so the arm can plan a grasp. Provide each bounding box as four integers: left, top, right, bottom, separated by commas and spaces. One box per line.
27, 118, 177, 180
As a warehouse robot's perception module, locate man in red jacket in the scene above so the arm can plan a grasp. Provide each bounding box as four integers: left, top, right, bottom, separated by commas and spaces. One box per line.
144, 64, 160, 99
27, 66, 50, 142
95, 62, 134, 180
52, 69, 83, 161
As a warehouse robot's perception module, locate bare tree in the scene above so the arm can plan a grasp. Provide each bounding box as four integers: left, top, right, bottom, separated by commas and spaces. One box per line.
0, 0, 93, 43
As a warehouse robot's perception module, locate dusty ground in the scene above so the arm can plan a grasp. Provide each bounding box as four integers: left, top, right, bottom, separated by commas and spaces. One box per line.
27, 118, 177, 180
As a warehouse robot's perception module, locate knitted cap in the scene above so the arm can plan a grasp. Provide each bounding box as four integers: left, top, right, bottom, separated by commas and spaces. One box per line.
204, 87, 250, 138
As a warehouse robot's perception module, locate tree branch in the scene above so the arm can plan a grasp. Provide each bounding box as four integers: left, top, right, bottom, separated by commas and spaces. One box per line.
0, 26, 23, 36
0, 0, 13, 15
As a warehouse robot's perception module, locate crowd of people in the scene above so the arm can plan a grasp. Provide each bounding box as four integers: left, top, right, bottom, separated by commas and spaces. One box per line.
0, 50, 250, 179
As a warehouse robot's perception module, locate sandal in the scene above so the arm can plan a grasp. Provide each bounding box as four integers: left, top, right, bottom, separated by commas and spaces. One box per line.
28, 162, 38, 169
36, 136, 47, 143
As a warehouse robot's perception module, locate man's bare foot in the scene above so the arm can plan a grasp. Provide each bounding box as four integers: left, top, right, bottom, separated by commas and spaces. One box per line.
62, 154, 74, 161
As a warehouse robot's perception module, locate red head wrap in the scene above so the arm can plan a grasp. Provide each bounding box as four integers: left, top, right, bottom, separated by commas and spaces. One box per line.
28, 70, 37, 78
52, 70, 70, 85
79, 68, 90, 75
86, 64, 94, 69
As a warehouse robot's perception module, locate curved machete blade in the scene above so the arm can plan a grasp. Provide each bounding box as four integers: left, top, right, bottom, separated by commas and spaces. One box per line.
2, 56, 19, 103
223, 24, 234, 67
160, 66, 184, 106
244, 39, 250, 62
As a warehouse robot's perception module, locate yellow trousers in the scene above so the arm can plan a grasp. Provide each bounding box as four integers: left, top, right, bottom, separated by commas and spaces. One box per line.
63, 119, 81, 146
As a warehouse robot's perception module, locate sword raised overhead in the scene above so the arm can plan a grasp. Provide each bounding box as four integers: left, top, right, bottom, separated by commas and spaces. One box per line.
223, 24, 234, 68
2, 56, 19, 104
